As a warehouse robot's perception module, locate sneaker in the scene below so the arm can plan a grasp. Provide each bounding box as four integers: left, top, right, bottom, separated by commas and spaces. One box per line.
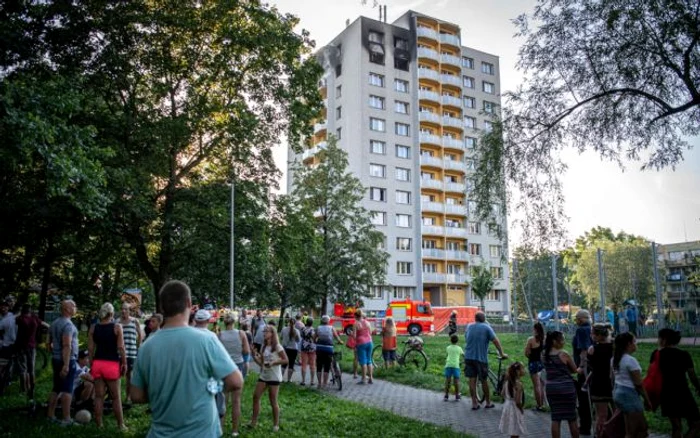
59, 419, 78, 427
272, 425, 279, 432
444, 394, 449, 401
48, 416, 59, 424
456, 395, 462, 401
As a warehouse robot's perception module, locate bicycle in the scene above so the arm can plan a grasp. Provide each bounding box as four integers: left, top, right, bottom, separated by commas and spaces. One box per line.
475, 351, 525, 405
329, 351, 342, 391
0, 347, 50, 395
372, 336, 429, 371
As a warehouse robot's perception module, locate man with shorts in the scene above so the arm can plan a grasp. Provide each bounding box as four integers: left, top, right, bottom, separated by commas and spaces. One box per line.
464, 311, 506, 409
131, 280, 243, 437
251, 310, 266, 353
47, 299, 79, 426
15, 304, 48, 402
116, 303, 142, 404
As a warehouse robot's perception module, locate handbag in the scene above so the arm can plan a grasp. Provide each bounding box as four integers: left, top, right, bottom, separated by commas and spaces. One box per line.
643, 349, 662, 411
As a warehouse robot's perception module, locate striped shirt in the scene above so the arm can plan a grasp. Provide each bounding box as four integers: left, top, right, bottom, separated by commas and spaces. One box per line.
118, 317, 139, 359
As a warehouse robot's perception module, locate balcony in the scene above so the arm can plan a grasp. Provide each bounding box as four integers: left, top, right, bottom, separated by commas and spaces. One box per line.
422, 248, 445, 259
444, 159, 466, 172
440, 33, 461, 47
418, 68, 440, 81
420, 155, 443, 167
419, 90, 440, 103
445, 227, 468, 238
422, 225, 445, 235
445, 203, 467, 215
446, 250, 470, 261
441, 95, 462, 108
421, 201, 444, 213
442, 115, 464, 129
444, 182, 466, 193
417, 27, 439, 41
440, 54, 461, 68
314, 121, 327, 134
441, 74, 462, 87
418, 47, 440, 62
423, 273, 447, 283
420, 133, 442, 145
666, 274, 686, 282
442, 137, 464, 149
421, 179, 444, 190
301, 141, 328, 161
446, 274, 470, 284
419, 111, 441, 124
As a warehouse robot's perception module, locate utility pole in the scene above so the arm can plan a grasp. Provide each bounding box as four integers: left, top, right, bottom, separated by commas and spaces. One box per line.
230, 174, 235, 310
651, 242, 665, 329
513, 259, 519, 333
597, 248, 606, 323
552, 254, 559, 330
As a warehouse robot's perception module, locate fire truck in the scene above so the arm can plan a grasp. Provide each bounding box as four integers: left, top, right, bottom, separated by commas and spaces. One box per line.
333, 300, 434, 336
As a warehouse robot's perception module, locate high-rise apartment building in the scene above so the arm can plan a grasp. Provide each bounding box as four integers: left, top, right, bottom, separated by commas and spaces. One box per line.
657, 240, 700, 316
288, 11, 510, 317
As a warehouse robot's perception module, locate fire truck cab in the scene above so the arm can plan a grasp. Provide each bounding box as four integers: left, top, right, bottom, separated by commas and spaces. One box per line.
384, 299, 434, 336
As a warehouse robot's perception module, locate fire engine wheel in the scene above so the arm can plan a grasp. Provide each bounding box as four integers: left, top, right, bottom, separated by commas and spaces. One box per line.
344, 326, 353, 336
403, 349, 428, 371
407, 324, 422, 336
371, 345, 385, 368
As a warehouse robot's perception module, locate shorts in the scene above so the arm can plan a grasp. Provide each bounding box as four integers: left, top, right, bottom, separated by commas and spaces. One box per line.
126, 357, 135, 373
91, 359, 121, 381
316, 350, 332, 373
258, 379, 280, 386
215, 392, 226, 417
17, 348, 36, 375
464, 359, 489, 381
528, 361, 544, 375
382, 349, 397, 362
52, 359, 77, 394
444, 367, 461, 379
613, 385, 643, 413
356, 342, 373, 366
235, 362, 247, 379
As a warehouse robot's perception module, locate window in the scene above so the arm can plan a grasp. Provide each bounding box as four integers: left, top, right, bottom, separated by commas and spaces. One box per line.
369, 286, 384, 299
335, 63, 342, 77
488, 224, 502, 236
396, 144, 411, 159
467, 200, 477, 214
483, 101, 496, 114
483, 81, 495, 94
465, 159, 475, 170
487, 290, 503, 301
396, 214, 412, 228
393, 286, 411, 298
369, 95, 385, 109
394, 36, 408, 50
335, 106, 342, 120
335, 86, 342, 98
446, 241, 460, 251
370, 140, 386, 154
463, 76, 474, 88
395, 190, 411, 204
369, 72, 385, 87
462, 56, 474, 69
396, 237, 412, 251
422, 216, 435, 226
468, 222, 481, 234
369, 163, 386, 178
336, 127, 342, 139
491, 267, 504, 279
370, 117, 386, 132
395, 101, 409, 114
465, 136, 476, 149
395, 123, 410, 136
445, 219, 462, 228
447, 264, 462, 274
395, 167, 410, 181
396, 262, 412, 275
464, 116, 476, 129
465, 178, 475, 192
484, 120, 494, 132
469, 243, 482, 256
368, 31, 385, 64
370, 187, 387, 201
422, 263, 437, 273
422, 239, 436, 249
371, 211, 386, 226
489, 245, 501, 258
463, 96, 475, 108
481, 62, 495, 75
395, 79, 409, 93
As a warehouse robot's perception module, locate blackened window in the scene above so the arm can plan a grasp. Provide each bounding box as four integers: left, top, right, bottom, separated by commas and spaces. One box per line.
369, 31, 385, 65
335, 63, 342, 77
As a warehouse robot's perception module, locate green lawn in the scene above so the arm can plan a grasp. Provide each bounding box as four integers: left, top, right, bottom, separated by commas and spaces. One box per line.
336, 332, 700, 435
0, 360, 472, 437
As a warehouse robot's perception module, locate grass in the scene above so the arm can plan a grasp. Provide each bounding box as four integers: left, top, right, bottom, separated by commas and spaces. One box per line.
335, 332, 700, 435
0, 358, 473, 437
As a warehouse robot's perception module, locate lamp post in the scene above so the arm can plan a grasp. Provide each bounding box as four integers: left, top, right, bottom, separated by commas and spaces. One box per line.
230, 173, 235, 310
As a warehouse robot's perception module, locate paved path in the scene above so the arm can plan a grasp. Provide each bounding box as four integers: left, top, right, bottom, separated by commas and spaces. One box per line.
285, 369, 669, 438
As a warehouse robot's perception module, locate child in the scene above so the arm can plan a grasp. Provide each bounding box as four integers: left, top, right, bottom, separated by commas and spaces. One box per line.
444, 334, 463, 401
345, 325, 358, 379
499, 362, 527, 437
382, 317, 397, 368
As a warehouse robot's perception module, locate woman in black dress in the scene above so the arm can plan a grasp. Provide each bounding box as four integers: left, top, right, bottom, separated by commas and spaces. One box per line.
655, 328, 700, 438
585, 323, 613, 437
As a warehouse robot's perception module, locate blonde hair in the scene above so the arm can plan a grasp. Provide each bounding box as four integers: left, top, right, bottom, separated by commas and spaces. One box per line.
263, 326, 280, 351
99, 302, 114, 320
384, 317, 396, 336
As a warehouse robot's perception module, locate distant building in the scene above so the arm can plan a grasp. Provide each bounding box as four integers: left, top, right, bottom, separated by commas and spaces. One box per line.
287, 10, 510, 316
657, 240, 700, 315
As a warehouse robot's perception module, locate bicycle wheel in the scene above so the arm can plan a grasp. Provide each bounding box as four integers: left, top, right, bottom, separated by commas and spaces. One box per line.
331, 360, 342, 391
371, 344, 385, 369
402, 349, 428, 371
476, 370, 498, 403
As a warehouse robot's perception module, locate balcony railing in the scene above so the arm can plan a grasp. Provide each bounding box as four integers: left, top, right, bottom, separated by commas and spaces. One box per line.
445, 227, 468, 238
314, 121, 327, 134
423, 273, 447, 283
442, 115, 463, 129
422, 225, 445, 235
445, 250, 470, 261
419, 111, 441, 124
444, 182, 466, 193
441, 95, 462, 107
445, 203, 467, 215
418, 68, 440, 81
446, 274, 470, 284
441, 74, 462, 87
422, 248, 445, 259
417, 27, 439, 41
301, 140, 328, 160
440, 54, 461, 67
421, 179, 444, 190
444, 159, 466, 172
419, 90, 440, 103
439, 33, 461, 47
420, 133, 442, 145
421, 201, 444, 213
442, 137, 464, 149
418, 47, 440, 62
420, 155, 443, 167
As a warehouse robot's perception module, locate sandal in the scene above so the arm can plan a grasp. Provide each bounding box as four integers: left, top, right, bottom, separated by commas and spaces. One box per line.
484, 404, 495, 409
471, 405, 480, 411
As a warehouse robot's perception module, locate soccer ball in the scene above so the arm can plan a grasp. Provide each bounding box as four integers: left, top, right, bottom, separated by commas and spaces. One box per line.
75, 409, 92, 424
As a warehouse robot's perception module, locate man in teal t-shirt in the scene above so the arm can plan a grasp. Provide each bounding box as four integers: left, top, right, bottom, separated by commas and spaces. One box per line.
131, 281, 243, 438
444, 334, 464, 401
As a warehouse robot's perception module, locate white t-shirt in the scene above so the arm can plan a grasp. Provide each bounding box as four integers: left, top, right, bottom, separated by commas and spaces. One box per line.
259, 344, 284, 383
614, 353, 641, 389
0, 312, 16, 347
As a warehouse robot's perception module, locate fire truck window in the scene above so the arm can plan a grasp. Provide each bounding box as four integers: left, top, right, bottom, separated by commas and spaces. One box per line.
393, 307, 407, 321
417, 305, 432, 314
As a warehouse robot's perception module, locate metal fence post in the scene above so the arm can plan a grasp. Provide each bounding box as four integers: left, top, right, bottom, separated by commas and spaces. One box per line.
651, 242, 665, 329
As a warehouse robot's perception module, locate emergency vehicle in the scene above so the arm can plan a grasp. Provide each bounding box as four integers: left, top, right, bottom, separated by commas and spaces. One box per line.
333, 300, 434, 336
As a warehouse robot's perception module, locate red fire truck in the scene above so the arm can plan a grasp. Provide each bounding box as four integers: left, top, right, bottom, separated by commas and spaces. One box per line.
333, 300, 434, 336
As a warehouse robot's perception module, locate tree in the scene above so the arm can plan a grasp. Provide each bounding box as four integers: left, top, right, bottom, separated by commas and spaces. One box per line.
291, 138, 388, 315
470, 265, 495, 311
478, 1, 700, 247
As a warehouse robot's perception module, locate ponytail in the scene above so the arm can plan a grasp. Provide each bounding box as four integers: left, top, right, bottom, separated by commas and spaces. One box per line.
613, 332, 635, 371
543, 330, 563, 363
533, 322, 544, 345
505, 362, 523, 398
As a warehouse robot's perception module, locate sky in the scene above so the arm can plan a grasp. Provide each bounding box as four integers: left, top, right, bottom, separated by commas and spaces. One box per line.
268, 0, 700, 247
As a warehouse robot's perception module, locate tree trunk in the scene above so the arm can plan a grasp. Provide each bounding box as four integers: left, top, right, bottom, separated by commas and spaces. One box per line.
38, 237, 54, 320
320, 292, 328, 316
480, 298, 485, 312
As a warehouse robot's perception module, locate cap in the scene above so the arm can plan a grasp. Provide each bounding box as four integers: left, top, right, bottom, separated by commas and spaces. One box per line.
194, 309, 211, 322
78, 349, 89, 359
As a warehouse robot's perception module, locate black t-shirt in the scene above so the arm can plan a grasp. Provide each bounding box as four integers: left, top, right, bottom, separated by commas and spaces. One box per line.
658, 347, 693, 394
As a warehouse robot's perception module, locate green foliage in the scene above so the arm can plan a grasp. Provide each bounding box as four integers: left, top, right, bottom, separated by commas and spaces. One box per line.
470, 264, 495, 310
291, 137, 388, 314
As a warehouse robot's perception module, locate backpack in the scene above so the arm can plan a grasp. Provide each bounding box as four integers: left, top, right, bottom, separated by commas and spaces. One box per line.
301, 327, 315, 352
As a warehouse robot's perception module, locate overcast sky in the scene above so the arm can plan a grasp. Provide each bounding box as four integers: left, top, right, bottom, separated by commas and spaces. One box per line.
269, 0, 700, 247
